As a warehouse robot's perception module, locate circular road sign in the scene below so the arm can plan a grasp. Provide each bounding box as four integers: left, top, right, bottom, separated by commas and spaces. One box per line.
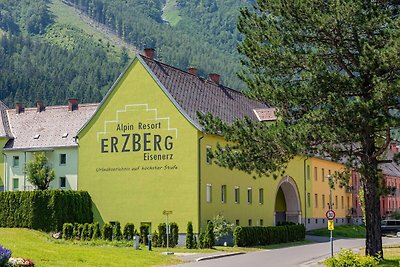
326, 209, 336, 220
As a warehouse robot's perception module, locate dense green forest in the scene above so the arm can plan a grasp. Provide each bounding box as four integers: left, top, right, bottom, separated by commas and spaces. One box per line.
0, 0, 248, 107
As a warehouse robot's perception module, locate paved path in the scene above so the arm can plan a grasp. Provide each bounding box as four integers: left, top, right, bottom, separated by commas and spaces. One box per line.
171, 236, 400, 267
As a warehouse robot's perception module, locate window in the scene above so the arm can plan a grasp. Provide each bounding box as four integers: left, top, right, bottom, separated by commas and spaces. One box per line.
314, 167, 318, 181
206, 184, 212, 203
235, 186, 240, 204
335, 195, 338, 208
307, 193, 311, 208
13, 156, 19, 167
60, 154, 67, 165
60, 177, 66, 189
307, 218, 310, 224
221, 185, 226, 203
322, 168, 325, 182
259, 188, 264, 204
235, 220, 240, 226
341, 196, 344, 209
307, 165, 311, 179
347, 196, 350, 209
248, 219, 252, 226
260, 219, 264, 226
315, 219, 318, 224
314, 194, 318, 208
206, 146, 212, 164
247, 188, 252, 204
323, 219, 325, 224
322, 194, 325, 209
13, 178, 19, 191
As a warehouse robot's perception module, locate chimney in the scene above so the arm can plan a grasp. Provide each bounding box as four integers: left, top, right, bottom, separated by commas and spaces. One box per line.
143, 48, 155, 59
15, 102, 24, 114
36, 100, 45, 112
209, 73, 220, 84
391, 143, 398, 154
68, 98, 79, 111
188, 67, 198, 76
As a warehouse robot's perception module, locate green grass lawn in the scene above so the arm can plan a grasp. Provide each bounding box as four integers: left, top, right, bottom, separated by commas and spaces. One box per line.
162, 0, 182, 26
307, 224, 366, 238
0, 228, 314, 266
0, 228, 182, 267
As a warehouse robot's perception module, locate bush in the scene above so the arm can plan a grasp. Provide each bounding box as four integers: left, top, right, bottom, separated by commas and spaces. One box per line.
113, 222, 122, 241
324, 249, 378, 267
198, 232, 205, 249
123, 223, 134, 241
203, 221, 215, 248
152, 231, 160, 247
157, 222, 179, 247
81, 223, 91, 241
186, 221, 195, 249
140, 225, 150, 245
92, 222, 101, 239
0, 190, 92, 232
233, 224, 306, 247
102, 223, 113, 241
212, 215, 234, 242
62, 223, 74, 239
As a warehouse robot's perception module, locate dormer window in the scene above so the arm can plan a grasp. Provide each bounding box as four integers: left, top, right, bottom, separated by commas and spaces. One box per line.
34, 134, 40, 139
62, 133, 68, 138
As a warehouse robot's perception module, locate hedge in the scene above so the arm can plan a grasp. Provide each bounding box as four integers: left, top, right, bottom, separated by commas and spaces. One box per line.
0, 190, 93, 232
234, 224, 306, 247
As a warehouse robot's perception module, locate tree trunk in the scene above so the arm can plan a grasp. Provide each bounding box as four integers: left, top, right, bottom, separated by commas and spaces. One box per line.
363, 161, 383, 258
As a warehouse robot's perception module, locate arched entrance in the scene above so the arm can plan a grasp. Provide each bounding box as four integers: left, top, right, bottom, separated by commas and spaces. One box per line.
274, 176, 301, 225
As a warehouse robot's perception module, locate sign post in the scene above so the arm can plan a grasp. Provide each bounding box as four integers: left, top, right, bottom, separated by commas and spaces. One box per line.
327, 175, 335, 258
163, 210, 173, 255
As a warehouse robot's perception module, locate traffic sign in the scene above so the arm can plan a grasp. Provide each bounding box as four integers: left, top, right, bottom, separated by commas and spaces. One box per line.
328, 220, 334, 230
163, 210, 173, 215
326, 209, 336, 220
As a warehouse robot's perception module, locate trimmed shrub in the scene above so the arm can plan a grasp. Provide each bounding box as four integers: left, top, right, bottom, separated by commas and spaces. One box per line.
0, 190, 92, 232
233, 224, 306, 247
198, 232, 205, 249
324, 249, 378, 267
92, 222, 101, 240
81, 223, 90, 241
152, 231, 160, 247
102, 223, 113, 241
123, 223, 135, 241
186, 221, 195, 249
157, 222, 179, 248
140, 225, 150, 245
203, 221, 215, 248
62, 223, 74, 239
113, 222, 122, 241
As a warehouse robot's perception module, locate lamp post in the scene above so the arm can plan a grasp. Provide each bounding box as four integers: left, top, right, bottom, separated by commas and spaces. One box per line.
328, 175, 334, 258
163, 210, 173, 255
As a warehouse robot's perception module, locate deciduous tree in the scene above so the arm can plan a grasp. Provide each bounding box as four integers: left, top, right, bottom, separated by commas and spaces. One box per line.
26, 152, 55, 190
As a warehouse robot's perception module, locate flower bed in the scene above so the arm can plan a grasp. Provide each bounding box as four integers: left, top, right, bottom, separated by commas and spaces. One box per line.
6, 258, 35, 267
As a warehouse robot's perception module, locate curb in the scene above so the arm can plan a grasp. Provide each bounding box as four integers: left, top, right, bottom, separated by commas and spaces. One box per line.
196, 252, 245, 261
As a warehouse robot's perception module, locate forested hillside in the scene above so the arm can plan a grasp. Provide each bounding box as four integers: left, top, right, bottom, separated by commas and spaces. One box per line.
0, 0, 249, 107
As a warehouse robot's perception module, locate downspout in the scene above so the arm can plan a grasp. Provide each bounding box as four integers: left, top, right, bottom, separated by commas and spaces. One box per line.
303, 156, 309, 229
24, 151, 26, 190
198, 131, 205, 235
2, 152, 7, 192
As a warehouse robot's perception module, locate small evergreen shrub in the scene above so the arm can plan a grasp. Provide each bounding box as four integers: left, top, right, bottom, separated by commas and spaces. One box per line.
324, 249, 378, 267
203, 221, 215, 248
62, 223, 74, 239
140, 225, 150, 245
81, 223, 90, 241
92, 222, 101, 240
102, 223, 113, 241
113, 221, 122, 241
198, 232, 205, 249
186, 221, 195, 249
152, 231, 160, 247
170, 222, 179, 247
158, 223, 167, 247
157, 222, 179, 247
123, 223, 135, 241
72, 223, 80, 239
87, 223, 94, 239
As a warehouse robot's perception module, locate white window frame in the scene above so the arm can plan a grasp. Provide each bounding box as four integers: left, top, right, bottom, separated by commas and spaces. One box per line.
206, 184, 212, 203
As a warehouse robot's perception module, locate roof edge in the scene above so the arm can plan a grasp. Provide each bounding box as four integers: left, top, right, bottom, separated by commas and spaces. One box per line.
4, 145, 78, 151
137, 54, 203, 131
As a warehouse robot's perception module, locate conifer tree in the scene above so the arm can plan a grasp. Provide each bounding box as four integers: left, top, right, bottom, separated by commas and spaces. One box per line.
200, 0, 400, 258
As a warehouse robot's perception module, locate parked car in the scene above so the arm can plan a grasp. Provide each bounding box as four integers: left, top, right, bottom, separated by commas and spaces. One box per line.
381, 219, 400, 235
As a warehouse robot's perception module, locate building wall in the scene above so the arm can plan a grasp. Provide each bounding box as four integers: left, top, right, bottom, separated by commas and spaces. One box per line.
307, 157, 351, 229
381, 175, 400, 218
0, 138, 8, 191
3, 148, 78, 191
78, 58, 200, 232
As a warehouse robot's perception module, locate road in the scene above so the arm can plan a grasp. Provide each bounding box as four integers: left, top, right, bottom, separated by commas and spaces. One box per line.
171, 236, 400, 267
